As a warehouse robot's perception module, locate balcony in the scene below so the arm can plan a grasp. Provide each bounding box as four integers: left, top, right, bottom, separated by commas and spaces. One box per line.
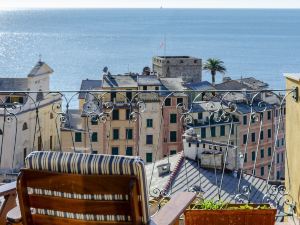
0, 82, 298, 224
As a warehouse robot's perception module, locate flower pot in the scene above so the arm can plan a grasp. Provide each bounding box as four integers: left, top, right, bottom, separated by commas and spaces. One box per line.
184, 204, 276, 225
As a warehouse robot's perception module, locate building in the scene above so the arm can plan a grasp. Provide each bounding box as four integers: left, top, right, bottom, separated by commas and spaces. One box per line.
0, 61, 61, 172
152, 56, 202, 83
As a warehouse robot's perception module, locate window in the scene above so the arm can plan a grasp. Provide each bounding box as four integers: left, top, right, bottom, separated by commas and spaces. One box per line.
170, 114, 177, 123
251, 133, 255, 142
50, 136, 53, 150
92, 132, 98, 142
210, 127, 216, 137
277, 140, 280, 147
165, 98, 171, 106
170, 131, 177, 142
112, 147, 119, 155
281, 152, 284, 162
170, 150, 177, 155
126, 109, 130, 120
22, 122, 28, 131
261, 166, 265, 176
0, 129, 3, 135
91, 117, 98, 125
267, 111, 271, 120
260, 112, 264, 121
282, 138, 285, 146
126, 91, 132, 100
126, 129, 133, 140
243, 115, 247, 125
277, 171, 280, 180
260, 148, 264, 158
126, 147, 133, 156
268, 129, 272, 138
201, 128, 206, 139
220, 125, 225, 136
268, 147, 272, 156
252, 151, 255, 161
75, 132, 82, 142
243, 134, 247, 144
198, 112, 203, 120
146, 135, 153, 144
177, 98, 183, 105
155, 86, 159, 91
111, 92, 116, 101
260, 131, 264, 140
112, 109, 119, 120
231, 125, 234, 135
146, 153, 152, 163
277, 153, 280, 163
50, 113, 54, 119
113, 129, 119, 140
147, 119, 153, 128
143, 86, 147, 90
244, 153, 247, 163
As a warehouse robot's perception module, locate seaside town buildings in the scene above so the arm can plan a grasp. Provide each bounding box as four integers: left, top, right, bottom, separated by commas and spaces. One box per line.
0, 56, 285, 181
0, 61, 61, 172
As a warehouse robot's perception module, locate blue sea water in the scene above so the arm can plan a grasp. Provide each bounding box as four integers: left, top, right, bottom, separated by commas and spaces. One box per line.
0, 9, 300, 90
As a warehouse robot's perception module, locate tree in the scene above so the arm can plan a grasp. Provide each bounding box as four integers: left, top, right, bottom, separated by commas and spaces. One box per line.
203, 58, 226, 86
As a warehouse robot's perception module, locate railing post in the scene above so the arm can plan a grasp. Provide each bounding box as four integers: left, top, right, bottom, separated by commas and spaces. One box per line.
285, 74, 300, 219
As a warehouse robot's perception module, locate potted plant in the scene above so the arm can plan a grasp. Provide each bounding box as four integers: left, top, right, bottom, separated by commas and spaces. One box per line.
184, 199, 276, 225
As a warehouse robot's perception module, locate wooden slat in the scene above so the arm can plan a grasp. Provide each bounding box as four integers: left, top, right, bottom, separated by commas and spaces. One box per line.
31, 214, 132, 225
21, 169, 136, 195
150, 192, 197, 225
28, 194, 131, 215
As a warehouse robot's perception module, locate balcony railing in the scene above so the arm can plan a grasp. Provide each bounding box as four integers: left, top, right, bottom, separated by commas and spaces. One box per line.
0, 88, 297, 223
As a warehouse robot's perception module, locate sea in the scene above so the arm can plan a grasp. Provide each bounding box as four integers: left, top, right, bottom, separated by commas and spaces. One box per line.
0, 9, 300, 91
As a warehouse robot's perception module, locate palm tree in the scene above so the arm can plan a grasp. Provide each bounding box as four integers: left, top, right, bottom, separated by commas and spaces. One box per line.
203, 58, 226, 86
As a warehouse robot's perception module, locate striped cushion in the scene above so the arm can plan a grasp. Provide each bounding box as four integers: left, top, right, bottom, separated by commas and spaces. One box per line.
25, 151, 149, 224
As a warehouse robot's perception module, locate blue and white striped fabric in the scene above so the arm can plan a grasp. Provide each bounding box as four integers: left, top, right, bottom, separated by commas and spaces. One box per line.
25, 151, 149, 224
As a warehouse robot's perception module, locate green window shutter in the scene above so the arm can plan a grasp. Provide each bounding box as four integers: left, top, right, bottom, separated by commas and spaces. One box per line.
243, 134, 247, 144
268, 147, 272, 156
126, 129, 133, 140
170, 131, 177, 142
147, 119, 153, 127
165, 98, 171, 106
244, 153, 247, 163
91, 132, 98, 142
146, 153, 152, 163
112, 147, 119, 155
210, 127, 216, 137
146, 135, 153, 144
243, 115, 247, 125
112, 109, 119, 120
231, 125, 234, 135
170, 114, 177, 123
267, 111, 271, 120
260, 148, 264, 158
126, 109, 130, 120
170, 150, 177, 155
220, 125, 225, 136
261, 166, 264, 176
268, 129, 272, 138
260, 131, 264, 140
201, 128, 206, 139
252, 151, 255, 161
126, 147, 133, 156
75, 132, 82, 142
113, 129, 119, 140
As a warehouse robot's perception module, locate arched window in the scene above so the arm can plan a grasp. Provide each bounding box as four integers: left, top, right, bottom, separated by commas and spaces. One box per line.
22, 122, 28, 131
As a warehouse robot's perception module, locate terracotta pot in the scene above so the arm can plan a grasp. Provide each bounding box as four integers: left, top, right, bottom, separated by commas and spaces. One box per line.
184, 204, 276, 225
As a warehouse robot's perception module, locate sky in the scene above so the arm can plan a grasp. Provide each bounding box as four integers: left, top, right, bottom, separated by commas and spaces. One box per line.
1, 0, 300, 9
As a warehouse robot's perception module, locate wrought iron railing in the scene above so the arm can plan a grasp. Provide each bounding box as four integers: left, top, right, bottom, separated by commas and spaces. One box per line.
0, 88, 297, 222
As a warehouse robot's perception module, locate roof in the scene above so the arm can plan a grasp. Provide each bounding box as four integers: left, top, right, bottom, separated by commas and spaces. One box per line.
137, 75, 162, 86
146, 153, 281, 206
28, 61, 54, 77
215, 80, 253, 91
0, 78, 28, 91
284, 73, 300, 82
235, 101, 274, 114
79, 79, 102, 99
238, 77, 269, 89
184, 81, 215, 91
102, 74, 138, 88
160, 78, 187, 97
